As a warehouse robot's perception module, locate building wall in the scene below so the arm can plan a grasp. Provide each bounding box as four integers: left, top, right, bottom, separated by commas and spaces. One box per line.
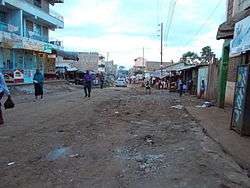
76, 52, 99, 73
225, 81, 236, 105
197, 66, 208, 97
225, 56, 241, 105
25, 0, 50, 13
206, 61, 219, 100
145, 61, 171, 72
233, 0, 250, 16
3, 0, 64, 29
227, 0, 235, 19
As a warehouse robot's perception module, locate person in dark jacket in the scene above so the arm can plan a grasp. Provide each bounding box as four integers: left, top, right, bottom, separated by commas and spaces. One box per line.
100, 73, 104, 89
0, 72, 11, 125
84, 70, 92, 97
33, 69, 44, 100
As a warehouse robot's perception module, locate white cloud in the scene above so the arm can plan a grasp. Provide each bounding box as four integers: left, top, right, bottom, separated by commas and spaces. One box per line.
50, 0, 225, 68
61, 0, 121, 27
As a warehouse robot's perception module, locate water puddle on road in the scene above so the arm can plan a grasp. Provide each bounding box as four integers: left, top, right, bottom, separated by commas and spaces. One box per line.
46, 147, 71, 161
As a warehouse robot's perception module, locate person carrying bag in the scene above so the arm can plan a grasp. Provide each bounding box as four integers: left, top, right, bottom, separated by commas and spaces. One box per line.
0, 72, 12, 126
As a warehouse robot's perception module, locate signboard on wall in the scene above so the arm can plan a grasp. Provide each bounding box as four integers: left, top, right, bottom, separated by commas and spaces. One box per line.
1, 32, 52, 53
230, 16, 250, 56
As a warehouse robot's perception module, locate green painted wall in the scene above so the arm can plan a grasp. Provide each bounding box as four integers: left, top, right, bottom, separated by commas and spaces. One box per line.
218, 40, 230, 108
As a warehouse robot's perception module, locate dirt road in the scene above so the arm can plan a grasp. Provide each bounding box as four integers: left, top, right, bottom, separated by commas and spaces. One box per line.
0, 86, 249, 188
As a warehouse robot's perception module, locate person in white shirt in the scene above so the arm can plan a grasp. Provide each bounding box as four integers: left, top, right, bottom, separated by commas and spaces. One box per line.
0, 72, 11, 125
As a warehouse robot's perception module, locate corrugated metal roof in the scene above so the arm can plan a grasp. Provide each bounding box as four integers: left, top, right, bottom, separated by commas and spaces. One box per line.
53, 50, 79, 61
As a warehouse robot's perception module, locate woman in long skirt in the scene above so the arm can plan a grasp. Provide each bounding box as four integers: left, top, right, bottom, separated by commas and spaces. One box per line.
33, 69, 44, 100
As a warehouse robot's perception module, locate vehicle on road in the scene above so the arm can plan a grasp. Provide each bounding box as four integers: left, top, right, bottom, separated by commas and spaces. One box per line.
115, 78, 127, 87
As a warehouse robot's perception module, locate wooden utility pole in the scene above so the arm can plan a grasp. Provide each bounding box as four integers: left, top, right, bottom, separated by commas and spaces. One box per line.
160, 22, 163, 76
143, 47, 145, 67
107, 52, 109, 62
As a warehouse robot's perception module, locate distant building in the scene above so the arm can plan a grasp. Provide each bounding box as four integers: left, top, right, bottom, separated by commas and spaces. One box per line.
0, 0, 64, 83
105, 60, 117, 76
132, 57, 172, 73
145, 61, 172, 72
76, 52, 99, 73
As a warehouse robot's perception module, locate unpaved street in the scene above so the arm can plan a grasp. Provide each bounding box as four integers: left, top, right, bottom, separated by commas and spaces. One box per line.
0, 86, 250, 188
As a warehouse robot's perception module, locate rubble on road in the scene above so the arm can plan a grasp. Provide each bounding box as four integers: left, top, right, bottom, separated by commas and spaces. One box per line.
171, 105, 184, 110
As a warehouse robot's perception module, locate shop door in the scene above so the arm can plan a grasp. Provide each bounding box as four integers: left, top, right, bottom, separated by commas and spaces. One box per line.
231, 64, 250, 136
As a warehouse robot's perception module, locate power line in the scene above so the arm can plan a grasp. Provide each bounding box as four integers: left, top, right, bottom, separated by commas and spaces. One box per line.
163, 0, 173, 42
164, 0, 177, 47
183, 0, 223, 47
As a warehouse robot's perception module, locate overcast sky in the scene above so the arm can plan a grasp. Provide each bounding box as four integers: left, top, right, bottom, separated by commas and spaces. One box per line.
50, 0, 226, 68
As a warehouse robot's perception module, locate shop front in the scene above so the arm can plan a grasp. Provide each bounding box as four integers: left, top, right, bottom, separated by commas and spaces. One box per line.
0, 34, 54, 83
230, 16, 250, 136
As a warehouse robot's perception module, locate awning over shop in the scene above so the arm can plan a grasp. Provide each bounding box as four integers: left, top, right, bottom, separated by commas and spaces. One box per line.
53, 49, 79, 61
217, 8, 250, 40
166, 62, 197, 72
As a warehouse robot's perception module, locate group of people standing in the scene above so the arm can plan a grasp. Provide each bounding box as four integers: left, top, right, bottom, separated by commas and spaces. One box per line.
0, 69, 103, 126
144, 76, 206, 99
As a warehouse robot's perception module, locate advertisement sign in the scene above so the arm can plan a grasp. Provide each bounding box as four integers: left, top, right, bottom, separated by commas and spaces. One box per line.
1, 33, 52, 53
230, 16, 250, 56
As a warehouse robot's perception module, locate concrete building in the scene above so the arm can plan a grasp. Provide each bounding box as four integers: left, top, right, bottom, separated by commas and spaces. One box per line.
133, 57, 172, 74
145, 61, 172, 72
217, 0, 250, 135
76, 52, 99, 73
0, 0, 64, 83
217, 0, 250, 106
105, 60, 117, 76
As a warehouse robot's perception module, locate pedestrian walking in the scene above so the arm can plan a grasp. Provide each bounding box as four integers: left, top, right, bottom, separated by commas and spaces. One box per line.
84, 70, 92, 98
33, 69, 44, 100
0, 72, 11, 125
100, 73, 104, 89
188, 79, 193, 95
145, 81, 151, 95
178, 78, 184, 97
199, 80, 206, 99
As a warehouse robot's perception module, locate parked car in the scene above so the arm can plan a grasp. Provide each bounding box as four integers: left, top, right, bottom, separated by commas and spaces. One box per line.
115, 78, 127, 87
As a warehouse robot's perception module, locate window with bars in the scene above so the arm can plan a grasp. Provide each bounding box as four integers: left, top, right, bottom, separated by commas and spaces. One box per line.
0, 11, 6, 23
26, 20, 33, 32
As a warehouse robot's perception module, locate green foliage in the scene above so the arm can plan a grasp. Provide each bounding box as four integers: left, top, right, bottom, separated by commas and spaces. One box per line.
200, 46, 214, 63
182, 51, 199, 60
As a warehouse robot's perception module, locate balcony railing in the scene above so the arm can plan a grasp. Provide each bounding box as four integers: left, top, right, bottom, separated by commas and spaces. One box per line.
26, 31, 49, 43
0, 21, 19, 34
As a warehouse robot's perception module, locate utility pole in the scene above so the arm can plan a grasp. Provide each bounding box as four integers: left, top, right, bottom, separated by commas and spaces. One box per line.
160, 22, 163, 76
143, 47, 145, 67
107, 52, 109, 62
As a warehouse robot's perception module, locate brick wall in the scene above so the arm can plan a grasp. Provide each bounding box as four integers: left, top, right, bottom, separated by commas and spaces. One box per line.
227, 56, 241, 82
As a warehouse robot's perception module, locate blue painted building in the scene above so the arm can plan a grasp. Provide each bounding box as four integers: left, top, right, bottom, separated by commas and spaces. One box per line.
0, 0, 64, 83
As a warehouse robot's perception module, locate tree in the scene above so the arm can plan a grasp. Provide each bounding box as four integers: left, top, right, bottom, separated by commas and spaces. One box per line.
200, 46, 214, 63
182, 51, 199, 61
